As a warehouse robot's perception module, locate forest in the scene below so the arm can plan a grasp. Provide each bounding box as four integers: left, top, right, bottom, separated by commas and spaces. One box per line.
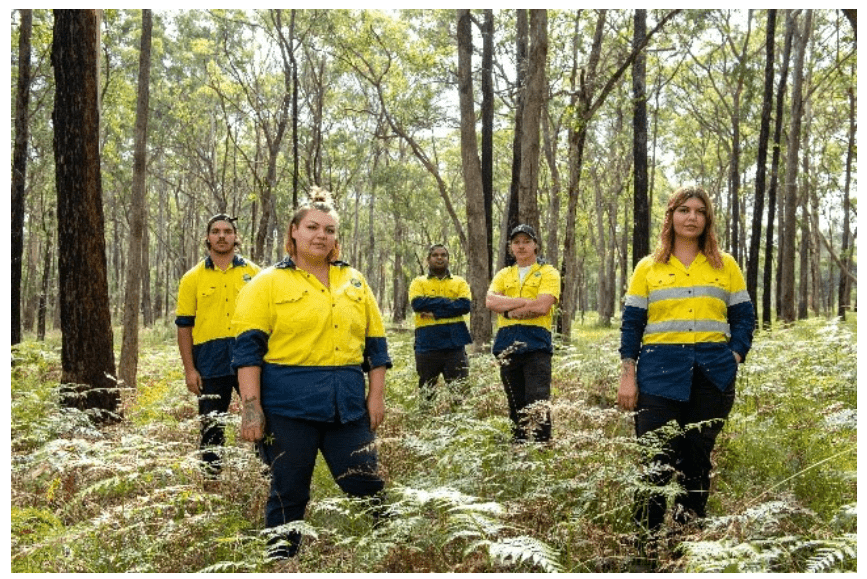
9, 8, 857, 573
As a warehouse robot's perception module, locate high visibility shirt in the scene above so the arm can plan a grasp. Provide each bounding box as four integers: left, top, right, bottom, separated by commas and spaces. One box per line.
231, 256, 391, 423
489, 259, 561, 356
175, 254, 260, 378
619, 252, 755, 401
408, 270, 472, 353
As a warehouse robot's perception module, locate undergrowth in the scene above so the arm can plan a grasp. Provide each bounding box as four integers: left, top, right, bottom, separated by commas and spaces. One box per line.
10, 316, 857, 572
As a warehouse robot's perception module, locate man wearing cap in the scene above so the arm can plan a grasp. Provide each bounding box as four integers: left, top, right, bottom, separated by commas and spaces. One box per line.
408, 244, 473, 402
176, 214, 260, 480
486, 224, 560, 442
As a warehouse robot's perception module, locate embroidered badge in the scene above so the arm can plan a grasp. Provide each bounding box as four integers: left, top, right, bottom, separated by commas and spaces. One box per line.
243, 274, 252, 282
351, 278, 362, 288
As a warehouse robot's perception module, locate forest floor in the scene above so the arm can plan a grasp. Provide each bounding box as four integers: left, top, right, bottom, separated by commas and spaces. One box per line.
10, 315, 857, 572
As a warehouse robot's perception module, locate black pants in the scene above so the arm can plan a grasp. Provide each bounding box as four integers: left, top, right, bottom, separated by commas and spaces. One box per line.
499, 350, 552, 442
198, 374, 239, 475
415, 348, 469, 400
633, 366, 736, 533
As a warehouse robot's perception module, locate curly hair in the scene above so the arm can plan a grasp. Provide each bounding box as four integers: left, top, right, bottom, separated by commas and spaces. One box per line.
284, 186, 341, 262
652, 185, 723, 269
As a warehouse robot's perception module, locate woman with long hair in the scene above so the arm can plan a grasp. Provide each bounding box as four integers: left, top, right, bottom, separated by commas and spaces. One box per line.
232, 187, 391, 560
618, 185, 755, 553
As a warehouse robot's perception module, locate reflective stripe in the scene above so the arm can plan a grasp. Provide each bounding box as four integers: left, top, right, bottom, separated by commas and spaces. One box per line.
649, 285, 729, 303
644, 319, 731, 335
625, 295, 648, 309
729, 289, 751, 306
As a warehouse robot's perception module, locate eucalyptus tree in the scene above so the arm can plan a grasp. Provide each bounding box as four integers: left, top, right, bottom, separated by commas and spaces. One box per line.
12, 9, 32, 346
52, 9, 119, 420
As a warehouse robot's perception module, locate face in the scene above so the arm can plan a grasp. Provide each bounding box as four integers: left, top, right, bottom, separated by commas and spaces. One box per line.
510, 233, 537, 264
291, 209, 338, 262
428, 247, 449, 273
671, 196, 707, 242
207, 220, 236, 256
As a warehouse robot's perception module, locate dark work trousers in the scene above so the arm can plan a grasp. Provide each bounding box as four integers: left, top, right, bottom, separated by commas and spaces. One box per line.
258, 412, 385, 557
499, 350, 552, 442
633, 366, 736, 534
198, 374, 240, 475
415, 347, 469, 400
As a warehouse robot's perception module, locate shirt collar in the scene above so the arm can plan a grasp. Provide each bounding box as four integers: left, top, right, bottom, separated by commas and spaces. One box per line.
426, 268, 452, 279
205, 254, 246, 269
275, 255, 350, 269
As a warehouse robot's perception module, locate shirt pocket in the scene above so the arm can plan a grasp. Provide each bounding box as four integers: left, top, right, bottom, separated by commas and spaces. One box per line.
341, 285, 367, 335
198, 285, 218, 306
648, 273, 677, 291
273, 287, 314, 338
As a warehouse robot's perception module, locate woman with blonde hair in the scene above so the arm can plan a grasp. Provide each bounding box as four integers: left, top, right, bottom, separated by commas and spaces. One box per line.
618, 185, 754, 548
232, 187, 391, 560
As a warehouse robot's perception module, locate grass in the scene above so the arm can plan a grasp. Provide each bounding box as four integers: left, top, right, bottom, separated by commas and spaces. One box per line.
10, 315, 857, 572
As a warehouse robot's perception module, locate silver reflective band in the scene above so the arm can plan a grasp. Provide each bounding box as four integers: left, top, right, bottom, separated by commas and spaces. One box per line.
648, 285, 729, 304
625, 295, 648, 309
644, 319, 731, 336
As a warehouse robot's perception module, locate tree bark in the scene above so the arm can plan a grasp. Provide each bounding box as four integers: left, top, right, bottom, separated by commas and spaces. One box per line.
12, 9, 32, 346
631, 8, 649, 267
837, 81, 855, 319
763, 10, 794, 328
517, 9, 547, 241
481, 10, 495, 273
747, 9, 776, 311
780, 10, 812, 324
52, 9, 120, 421
457, 9, 492, 345
120, 9, 153, 389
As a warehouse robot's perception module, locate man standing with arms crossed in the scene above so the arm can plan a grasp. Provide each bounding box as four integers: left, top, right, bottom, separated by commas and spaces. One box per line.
408, 244, 473, 402
176, 214, 260, 482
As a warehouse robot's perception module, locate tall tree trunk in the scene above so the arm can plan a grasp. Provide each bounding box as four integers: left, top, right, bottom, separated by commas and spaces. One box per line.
481, 9, 494, 274
837, 81, 855, 319
120, 9, 153, 389
542, 105, 562, 269
631, 8, 649, 268
141, 208, 153, 326
747, 9, 776, 310
52, 9, 119, 421
518, 9, 547, 242
391, 218, 407, 323
12, 9, 32, 346
763, 10, 794, 328
729, 11, 752, 264
37, 238, 52, 342
780, 10, 811, 324
457, 9, 492, 345
501, 9, 528, 270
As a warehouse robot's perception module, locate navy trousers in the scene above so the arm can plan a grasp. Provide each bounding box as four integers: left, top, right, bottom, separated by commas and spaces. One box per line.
499, 350, 552, 442
258, 412, 384, 557
198, 374, 239, 475
415, 347, 469, 400
633, 366, 736, 533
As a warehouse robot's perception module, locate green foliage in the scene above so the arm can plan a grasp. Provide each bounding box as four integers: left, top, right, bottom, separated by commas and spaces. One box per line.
10, 316, 857, 572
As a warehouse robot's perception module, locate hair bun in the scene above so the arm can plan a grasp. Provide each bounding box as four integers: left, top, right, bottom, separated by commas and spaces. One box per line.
308, 186, 333, 205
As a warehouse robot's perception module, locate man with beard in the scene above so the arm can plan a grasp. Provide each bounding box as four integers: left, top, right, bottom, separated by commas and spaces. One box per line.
408, 244, 473, 402
176, 214, 260, 483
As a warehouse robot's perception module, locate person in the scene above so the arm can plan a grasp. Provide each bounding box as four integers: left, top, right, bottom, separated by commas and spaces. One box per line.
408, 244, 472, 402
485, 224, 560, 443
176, 214, 260, 481
617, 185, 755, 546
231, 187, 391, 560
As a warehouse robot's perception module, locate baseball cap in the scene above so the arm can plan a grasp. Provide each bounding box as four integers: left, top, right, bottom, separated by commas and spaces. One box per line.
509, 224, 537, 241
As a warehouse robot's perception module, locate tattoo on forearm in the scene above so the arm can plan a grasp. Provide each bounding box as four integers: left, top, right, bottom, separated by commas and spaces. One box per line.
242, 396, 264, 427
621, 358, 636, 375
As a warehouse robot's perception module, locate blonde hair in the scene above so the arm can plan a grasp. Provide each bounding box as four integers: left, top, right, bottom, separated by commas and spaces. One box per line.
652, 185, 723, 269
285, 186, 341, 262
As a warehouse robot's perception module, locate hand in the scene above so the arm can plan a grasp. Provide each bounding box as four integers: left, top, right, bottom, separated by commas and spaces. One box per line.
419, 312, 435, 319
617, 373, 639, 411
733, 351, 742, 363
367, 393, 385, 432
185, 369, 202, 396
240, 396, 265, 442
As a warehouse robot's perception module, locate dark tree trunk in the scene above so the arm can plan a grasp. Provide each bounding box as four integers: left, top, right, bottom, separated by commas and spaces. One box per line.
503, 9, 528, 269
120, 9, 153, 389
481, 9, 494, 273
747, 9, 776, 311
52, 9, 120, 421
837, 82, 855, 319
763, 11, 794, 328
631, 8, 649, 267
12, 9, 32, 346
